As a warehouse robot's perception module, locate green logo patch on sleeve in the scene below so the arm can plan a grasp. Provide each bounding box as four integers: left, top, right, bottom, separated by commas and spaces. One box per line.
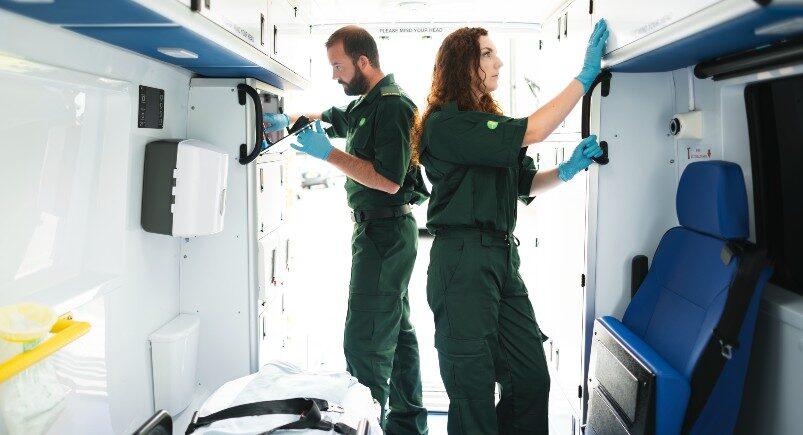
487, 120, 499, 130
359, 117, 366, 126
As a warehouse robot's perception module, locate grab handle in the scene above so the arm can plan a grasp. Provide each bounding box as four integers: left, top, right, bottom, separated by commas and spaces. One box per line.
237, 83, 265, 165
581, 70, 612, 165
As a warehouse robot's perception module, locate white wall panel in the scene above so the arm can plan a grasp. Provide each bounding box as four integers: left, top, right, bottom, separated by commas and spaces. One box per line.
0, 9, 192, 434
592, 72, 678, 319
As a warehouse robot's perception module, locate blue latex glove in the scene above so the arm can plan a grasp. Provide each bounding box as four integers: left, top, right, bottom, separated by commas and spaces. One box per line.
292, 121, 334, 160
263, 113, 290, 133
576, 20, 610, 93
558, 135, 604, 181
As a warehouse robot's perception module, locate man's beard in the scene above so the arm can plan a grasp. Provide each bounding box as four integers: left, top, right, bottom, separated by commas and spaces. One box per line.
340, 67, 369, 96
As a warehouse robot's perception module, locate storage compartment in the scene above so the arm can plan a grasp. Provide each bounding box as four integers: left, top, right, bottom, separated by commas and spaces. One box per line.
268, 0, 312, 80
587, 320, 655, 435
141, 139, 228, 237
537, 0, 592, 135
256, 158, 286, 235
149, 314, 201, 416
594, 0, 723, 54
597, 0, 803, 72
257, 230, 281, 304
191, 0, 269, 51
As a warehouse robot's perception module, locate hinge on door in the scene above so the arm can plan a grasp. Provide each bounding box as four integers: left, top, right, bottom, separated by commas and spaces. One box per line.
539, 40, 543, 50
581, 274, 586, 287
578, 385, 583, 398
589, 0, 594, 15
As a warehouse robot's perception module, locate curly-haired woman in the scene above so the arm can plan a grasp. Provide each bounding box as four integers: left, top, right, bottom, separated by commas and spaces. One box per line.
412, 21, 609, 434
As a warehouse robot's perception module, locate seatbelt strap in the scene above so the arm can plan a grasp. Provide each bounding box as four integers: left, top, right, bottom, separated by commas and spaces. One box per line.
185, 397, 355, 435
681, 241, 769, 434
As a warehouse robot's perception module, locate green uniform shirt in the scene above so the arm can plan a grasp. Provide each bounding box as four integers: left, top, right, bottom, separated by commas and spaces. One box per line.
321, 74, 428, 211
420, 101, 538, 234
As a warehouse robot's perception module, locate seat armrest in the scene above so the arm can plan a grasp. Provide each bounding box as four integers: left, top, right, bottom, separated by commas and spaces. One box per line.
599, 316, 691, 435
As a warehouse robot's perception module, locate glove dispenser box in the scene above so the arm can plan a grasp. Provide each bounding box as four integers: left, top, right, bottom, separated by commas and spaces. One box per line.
142, 139, 228, 236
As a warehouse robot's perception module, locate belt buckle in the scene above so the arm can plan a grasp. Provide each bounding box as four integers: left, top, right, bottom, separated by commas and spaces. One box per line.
326, 404, 345, 413
351, 211, 364, 223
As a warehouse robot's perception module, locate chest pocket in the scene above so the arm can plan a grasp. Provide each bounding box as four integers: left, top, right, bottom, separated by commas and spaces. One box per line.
346, 111, 376, 159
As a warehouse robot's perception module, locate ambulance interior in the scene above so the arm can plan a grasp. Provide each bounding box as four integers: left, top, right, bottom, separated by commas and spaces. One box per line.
1, 0, 802, 434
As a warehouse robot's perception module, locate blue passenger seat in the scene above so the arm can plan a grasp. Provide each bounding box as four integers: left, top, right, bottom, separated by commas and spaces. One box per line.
585, 161, 772, 435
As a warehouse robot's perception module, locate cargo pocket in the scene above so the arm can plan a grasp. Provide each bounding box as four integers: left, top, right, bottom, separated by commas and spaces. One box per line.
426, 238, 466, 329
435, 334, 495, 400
344, 292, 400, 352
350, 224, 382, 293
428, 238, 466, 291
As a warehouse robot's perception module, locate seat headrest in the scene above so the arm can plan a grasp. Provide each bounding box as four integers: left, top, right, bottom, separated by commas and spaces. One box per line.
676, 161, 749, 240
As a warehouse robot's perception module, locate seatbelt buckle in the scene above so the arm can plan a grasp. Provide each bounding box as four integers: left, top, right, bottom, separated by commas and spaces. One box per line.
719, 340, 734, 360
713, 328, 739, 360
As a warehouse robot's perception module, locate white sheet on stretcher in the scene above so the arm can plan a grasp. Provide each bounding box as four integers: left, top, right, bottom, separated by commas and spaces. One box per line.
192, 360, 382, 434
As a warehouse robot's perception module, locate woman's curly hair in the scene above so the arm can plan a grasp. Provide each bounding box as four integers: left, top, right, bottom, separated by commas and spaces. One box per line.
410, 27, 502, 165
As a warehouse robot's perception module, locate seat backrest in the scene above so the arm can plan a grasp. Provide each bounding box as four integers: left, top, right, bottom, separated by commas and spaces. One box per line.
622, 161, 749, 378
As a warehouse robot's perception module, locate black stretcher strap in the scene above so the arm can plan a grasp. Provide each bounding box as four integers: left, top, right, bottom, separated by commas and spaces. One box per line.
259, 400, 356, 435
185, 397, 355, 435
681, 241, 769, 434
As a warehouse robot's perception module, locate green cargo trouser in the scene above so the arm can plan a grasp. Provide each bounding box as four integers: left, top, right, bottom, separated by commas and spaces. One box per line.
344, 214, 429, 435
427, 230, 550, 435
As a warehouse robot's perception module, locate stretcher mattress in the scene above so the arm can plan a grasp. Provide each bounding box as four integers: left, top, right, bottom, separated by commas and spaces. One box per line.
192, 361, 382, 434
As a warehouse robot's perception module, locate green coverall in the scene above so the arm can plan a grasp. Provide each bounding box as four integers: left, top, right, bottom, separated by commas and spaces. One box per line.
321, 74, 429, 434
419, 101, 550, 434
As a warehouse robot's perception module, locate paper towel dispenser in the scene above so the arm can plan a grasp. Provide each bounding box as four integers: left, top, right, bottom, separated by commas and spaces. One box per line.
142, 139, 228, 237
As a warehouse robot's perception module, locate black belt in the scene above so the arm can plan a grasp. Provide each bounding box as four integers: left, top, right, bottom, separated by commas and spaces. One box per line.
350, 204, 411, 223
431, 227, 520, 246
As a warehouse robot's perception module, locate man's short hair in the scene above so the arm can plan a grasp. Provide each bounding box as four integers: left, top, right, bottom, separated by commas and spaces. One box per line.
326, 25, 380, 69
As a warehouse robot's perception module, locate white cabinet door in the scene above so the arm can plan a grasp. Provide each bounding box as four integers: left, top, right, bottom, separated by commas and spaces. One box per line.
527, 144, 563, 358
257, 230, 281, 304
258, 298, 287, 366
526, 141, 590, 418
553, 141, 590, 417
593, 0, 722, 54
192, 0, 270, 51
562, 0, 593, 134
269, 0, 312, 80
256, 158, 285, 235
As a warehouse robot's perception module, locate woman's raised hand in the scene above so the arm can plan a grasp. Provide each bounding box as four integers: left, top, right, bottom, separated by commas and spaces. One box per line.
576, 20, 610, 93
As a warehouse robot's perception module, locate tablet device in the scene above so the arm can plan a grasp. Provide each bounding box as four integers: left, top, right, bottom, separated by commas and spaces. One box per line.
264, 115, 315, 153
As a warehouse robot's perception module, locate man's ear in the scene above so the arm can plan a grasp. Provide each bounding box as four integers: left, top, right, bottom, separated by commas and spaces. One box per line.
357, 55, 370, 71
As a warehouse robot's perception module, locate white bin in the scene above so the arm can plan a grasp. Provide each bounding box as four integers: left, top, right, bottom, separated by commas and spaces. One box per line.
149, 314, 200, 416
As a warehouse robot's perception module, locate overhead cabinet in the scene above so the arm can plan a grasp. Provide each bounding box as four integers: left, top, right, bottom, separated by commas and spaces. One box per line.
594, 0, 723, 54
594, 0, 803, 71
0, 0, 312, 89
188, 0, 269, 50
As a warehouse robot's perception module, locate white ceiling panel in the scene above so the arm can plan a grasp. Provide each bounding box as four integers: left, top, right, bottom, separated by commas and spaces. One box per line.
307, 0, 568, 25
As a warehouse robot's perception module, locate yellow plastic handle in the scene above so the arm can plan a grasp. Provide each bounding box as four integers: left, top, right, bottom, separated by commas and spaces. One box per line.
0, 313, 91, 384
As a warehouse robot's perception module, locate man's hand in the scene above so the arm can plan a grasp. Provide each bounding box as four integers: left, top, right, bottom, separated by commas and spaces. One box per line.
263, 113, 290, 133
292, 121, 334, 160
